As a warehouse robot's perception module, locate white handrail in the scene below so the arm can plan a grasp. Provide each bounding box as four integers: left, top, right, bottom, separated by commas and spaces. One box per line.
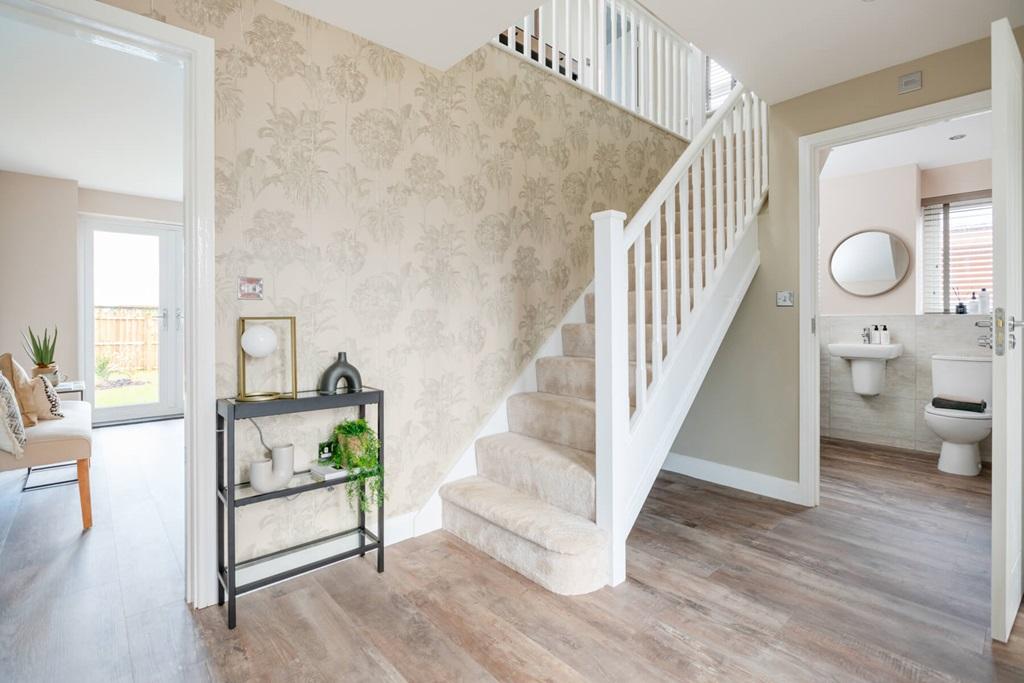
494, 0, 705, 141
592, 82, 768, 585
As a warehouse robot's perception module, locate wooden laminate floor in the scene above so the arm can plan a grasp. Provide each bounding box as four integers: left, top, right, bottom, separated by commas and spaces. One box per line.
2, 429, 1023, 681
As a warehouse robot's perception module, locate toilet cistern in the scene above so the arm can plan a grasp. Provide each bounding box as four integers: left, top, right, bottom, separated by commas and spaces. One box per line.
828, 342, 904, 396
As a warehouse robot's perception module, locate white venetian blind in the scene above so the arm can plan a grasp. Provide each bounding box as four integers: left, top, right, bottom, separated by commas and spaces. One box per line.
922, 196, 993, 313
706, 57, 734, 113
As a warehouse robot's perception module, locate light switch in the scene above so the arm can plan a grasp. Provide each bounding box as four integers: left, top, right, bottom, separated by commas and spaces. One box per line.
776, 290, 795, 307
238, 276, 264, 300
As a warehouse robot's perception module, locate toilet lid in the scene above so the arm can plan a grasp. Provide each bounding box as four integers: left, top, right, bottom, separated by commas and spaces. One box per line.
924, 403, 992, 420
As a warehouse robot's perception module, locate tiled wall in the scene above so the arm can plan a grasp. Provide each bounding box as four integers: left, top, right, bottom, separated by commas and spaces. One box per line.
819, 314, 992, 458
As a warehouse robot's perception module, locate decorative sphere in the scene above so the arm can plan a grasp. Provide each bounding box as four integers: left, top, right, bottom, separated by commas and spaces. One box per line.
240, 325, 278, 358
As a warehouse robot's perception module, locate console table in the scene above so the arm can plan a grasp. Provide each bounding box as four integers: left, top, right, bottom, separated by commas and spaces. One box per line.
215, 388, 384, 629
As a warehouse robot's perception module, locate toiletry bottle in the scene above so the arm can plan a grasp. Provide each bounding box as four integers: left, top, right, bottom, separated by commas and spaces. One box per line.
968, 292, 980, 314
880, 325, 890, 344
870, 325, 880, 344
979, 288, 990, 313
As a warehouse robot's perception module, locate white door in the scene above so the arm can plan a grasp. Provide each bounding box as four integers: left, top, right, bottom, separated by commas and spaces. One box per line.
82, 216, 184, 423
991, 17, 1024, 643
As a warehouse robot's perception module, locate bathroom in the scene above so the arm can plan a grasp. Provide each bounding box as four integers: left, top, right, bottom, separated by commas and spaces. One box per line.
817, 110, 993, 476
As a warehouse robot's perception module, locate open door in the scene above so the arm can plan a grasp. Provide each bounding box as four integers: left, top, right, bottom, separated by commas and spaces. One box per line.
991, 17, 1024, 643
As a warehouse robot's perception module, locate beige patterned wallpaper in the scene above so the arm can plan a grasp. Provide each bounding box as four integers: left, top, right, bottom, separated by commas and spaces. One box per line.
105, 0, 684, 558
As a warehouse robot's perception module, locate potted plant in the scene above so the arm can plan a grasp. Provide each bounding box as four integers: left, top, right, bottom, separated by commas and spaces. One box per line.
22, 326, 60, 384
317, 418, 383, 511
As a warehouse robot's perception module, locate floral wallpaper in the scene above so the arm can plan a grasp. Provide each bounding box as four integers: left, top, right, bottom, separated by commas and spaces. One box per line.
106, 0, 684, 559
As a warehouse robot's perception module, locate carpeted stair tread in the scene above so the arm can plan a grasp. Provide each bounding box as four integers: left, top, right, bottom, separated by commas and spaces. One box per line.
507, 391, 595, 452
536, 355, 650, 404
439, 476, 606, 556
475, 432, 595, 519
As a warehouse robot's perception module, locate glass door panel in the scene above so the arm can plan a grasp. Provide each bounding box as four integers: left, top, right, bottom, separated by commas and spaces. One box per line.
83, 218, 183, 423
92, 230, 161, 409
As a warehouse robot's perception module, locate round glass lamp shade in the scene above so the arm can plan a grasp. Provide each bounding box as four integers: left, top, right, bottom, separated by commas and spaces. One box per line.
240, 324, 278, 358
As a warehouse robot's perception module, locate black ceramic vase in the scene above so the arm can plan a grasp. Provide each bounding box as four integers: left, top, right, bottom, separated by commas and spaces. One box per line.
317, 352, 362, 395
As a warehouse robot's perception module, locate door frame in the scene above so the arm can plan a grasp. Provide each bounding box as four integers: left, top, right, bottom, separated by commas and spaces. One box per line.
796, 90, 992, 508
79, 215, 185, 423
1, 0, 218, 608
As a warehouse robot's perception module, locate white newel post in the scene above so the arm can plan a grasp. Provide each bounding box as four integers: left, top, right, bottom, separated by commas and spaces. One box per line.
592, 209, 630, 586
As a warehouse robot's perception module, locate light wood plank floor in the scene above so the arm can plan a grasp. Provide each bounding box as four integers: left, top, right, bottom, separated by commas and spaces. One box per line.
2, 428, 1023, 681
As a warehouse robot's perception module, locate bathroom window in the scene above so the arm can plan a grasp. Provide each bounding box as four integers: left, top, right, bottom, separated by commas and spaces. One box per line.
922, 195, 993, 314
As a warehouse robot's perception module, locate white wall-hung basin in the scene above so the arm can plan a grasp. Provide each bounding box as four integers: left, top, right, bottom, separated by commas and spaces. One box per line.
828, 343, 904, 396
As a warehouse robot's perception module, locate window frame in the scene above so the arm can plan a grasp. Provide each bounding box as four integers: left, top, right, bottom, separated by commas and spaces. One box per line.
920, 190, 994, 314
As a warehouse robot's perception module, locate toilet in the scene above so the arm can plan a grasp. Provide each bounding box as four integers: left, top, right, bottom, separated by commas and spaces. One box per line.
923, 355, 992, 476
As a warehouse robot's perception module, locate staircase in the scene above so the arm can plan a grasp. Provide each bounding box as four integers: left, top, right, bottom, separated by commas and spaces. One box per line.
441, 5, 769, 595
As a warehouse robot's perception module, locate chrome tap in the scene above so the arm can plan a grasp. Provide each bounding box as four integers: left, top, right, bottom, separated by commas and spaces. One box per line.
861, 327, 872, 344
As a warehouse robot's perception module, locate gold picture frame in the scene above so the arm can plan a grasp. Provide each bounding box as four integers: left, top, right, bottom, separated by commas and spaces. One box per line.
236, 316, 298, 402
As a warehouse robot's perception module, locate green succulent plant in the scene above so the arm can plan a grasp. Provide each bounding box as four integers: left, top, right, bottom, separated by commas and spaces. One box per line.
318, 418, 384, 512
22, 326, 57, 368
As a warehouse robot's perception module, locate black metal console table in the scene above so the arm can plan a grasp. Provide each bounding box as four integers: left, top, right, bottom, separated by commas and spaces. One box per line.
216, 388, 384, 629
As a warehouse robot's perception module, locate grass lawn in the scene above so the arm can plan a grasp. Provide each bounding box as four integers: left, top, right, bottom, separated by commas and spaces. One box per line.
95, 370, 159, 408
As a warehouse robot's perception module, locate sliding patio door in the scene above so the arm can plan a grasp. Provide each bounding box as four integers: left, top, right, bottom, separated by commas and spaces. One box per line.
82, 216, 184, 423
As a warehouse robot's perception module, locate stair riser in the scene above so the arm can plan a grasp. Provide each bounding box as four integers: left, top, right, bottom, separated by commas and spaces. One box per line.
442, 504, 606, 595
507, 394, 595, 452
475, 434, 595, 520
536, 356, 652, 403
561, 324, 668, 362
584, 292, 680, 324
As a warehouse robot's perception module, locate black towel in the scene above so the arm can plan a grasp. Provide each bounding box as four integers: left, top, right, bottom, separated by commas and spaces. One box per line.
932, 397, 987, 413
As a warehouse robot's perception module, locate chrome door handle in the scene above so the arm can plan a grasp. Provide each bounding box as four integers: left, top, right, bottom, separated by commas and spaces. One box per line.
975, 319, 992, 329
154, 307, 169, 331
175, 308, 184, 332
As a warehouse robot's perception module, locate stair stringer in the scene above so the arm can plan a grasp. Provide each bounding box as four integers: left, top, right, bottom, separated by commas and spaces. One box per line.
622, 199, 763, 533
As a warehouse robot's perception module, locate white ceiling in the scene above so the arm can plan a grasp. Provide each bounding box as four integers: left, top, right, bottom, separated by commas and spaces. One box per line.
640, 0, 1024, 103
0, 13, 183, 200
277, 0, 540, 71
821, 110, 991, 179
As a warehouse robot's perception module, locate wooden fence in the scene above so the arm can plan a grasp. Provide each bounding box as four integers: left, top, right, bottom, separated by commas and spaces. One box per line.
94, 306, 159, 373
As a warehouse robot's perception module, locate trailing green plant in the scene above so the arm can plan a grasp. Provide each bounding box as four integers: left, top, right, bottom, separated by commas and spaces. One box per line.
22, 326, 57, 368
318, 418, 384, 512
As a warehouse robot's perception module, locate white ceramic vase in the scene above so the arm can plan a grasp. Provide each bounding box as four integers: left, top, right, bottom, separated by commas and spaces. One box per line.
249, 444, 294, 493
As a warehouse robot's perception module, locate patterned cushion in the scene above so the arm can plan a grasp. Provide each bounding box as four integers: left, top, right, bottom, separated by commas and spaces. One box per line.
0, 373, 26, 458
30, 376, 63, 420
0, 353, 37, 427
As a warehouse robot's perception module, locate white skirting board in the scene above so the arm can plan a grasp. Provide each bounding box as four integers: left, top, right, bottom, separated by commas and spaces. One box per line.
394, 282, 595, 542
662, 452, 807, 505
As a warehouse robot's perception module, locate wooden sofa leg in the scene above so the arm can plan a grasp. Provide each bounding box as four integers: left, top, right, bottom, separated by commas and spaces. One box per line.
77, 459, 92, 530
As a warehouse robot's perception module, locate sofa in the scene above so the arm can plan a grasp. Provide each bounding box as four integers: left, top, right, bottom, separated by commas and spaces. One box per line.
0, 400, 93, 528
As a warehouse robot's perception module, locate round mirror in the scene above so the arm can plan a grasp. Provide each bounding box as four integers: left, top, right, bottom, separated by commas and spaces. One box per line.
829, 230, 911, 297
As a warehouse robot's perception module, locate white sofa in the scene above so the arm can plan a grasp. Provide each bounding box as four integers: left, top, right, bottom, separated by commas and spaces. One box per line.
0, 401, 93, 528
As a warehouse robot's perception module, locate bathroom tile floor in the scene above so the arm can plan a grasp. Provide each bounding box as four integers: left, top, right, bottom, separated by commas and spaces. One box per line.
1, 429, 1021, 681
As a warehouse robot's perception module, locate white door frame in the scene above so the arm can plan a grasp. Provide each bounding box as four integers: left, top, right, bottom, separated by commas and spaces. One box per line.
1, 0, 218, 608
80, 215, 185, 423
796, 90, 992, 507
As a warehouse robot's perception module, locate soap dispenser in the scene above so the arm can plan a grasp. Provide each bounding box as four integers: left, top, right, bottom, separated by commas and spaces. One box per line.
870, 325, 880, 344
880, 325, 891, 344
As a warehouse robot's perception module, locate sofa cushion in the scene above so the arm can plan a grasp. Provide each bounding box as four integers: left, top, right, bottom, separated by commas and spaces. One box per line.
0, 353, 38, 427
31, 376, 63, 420
0, 401, 92, 471
0, 373, 26, 458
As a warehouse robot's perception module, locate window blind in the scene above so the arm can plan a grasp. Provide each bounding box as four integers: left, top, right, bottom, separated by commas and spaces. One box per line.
922, 196, 993, 313
706, 58, 734, 113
